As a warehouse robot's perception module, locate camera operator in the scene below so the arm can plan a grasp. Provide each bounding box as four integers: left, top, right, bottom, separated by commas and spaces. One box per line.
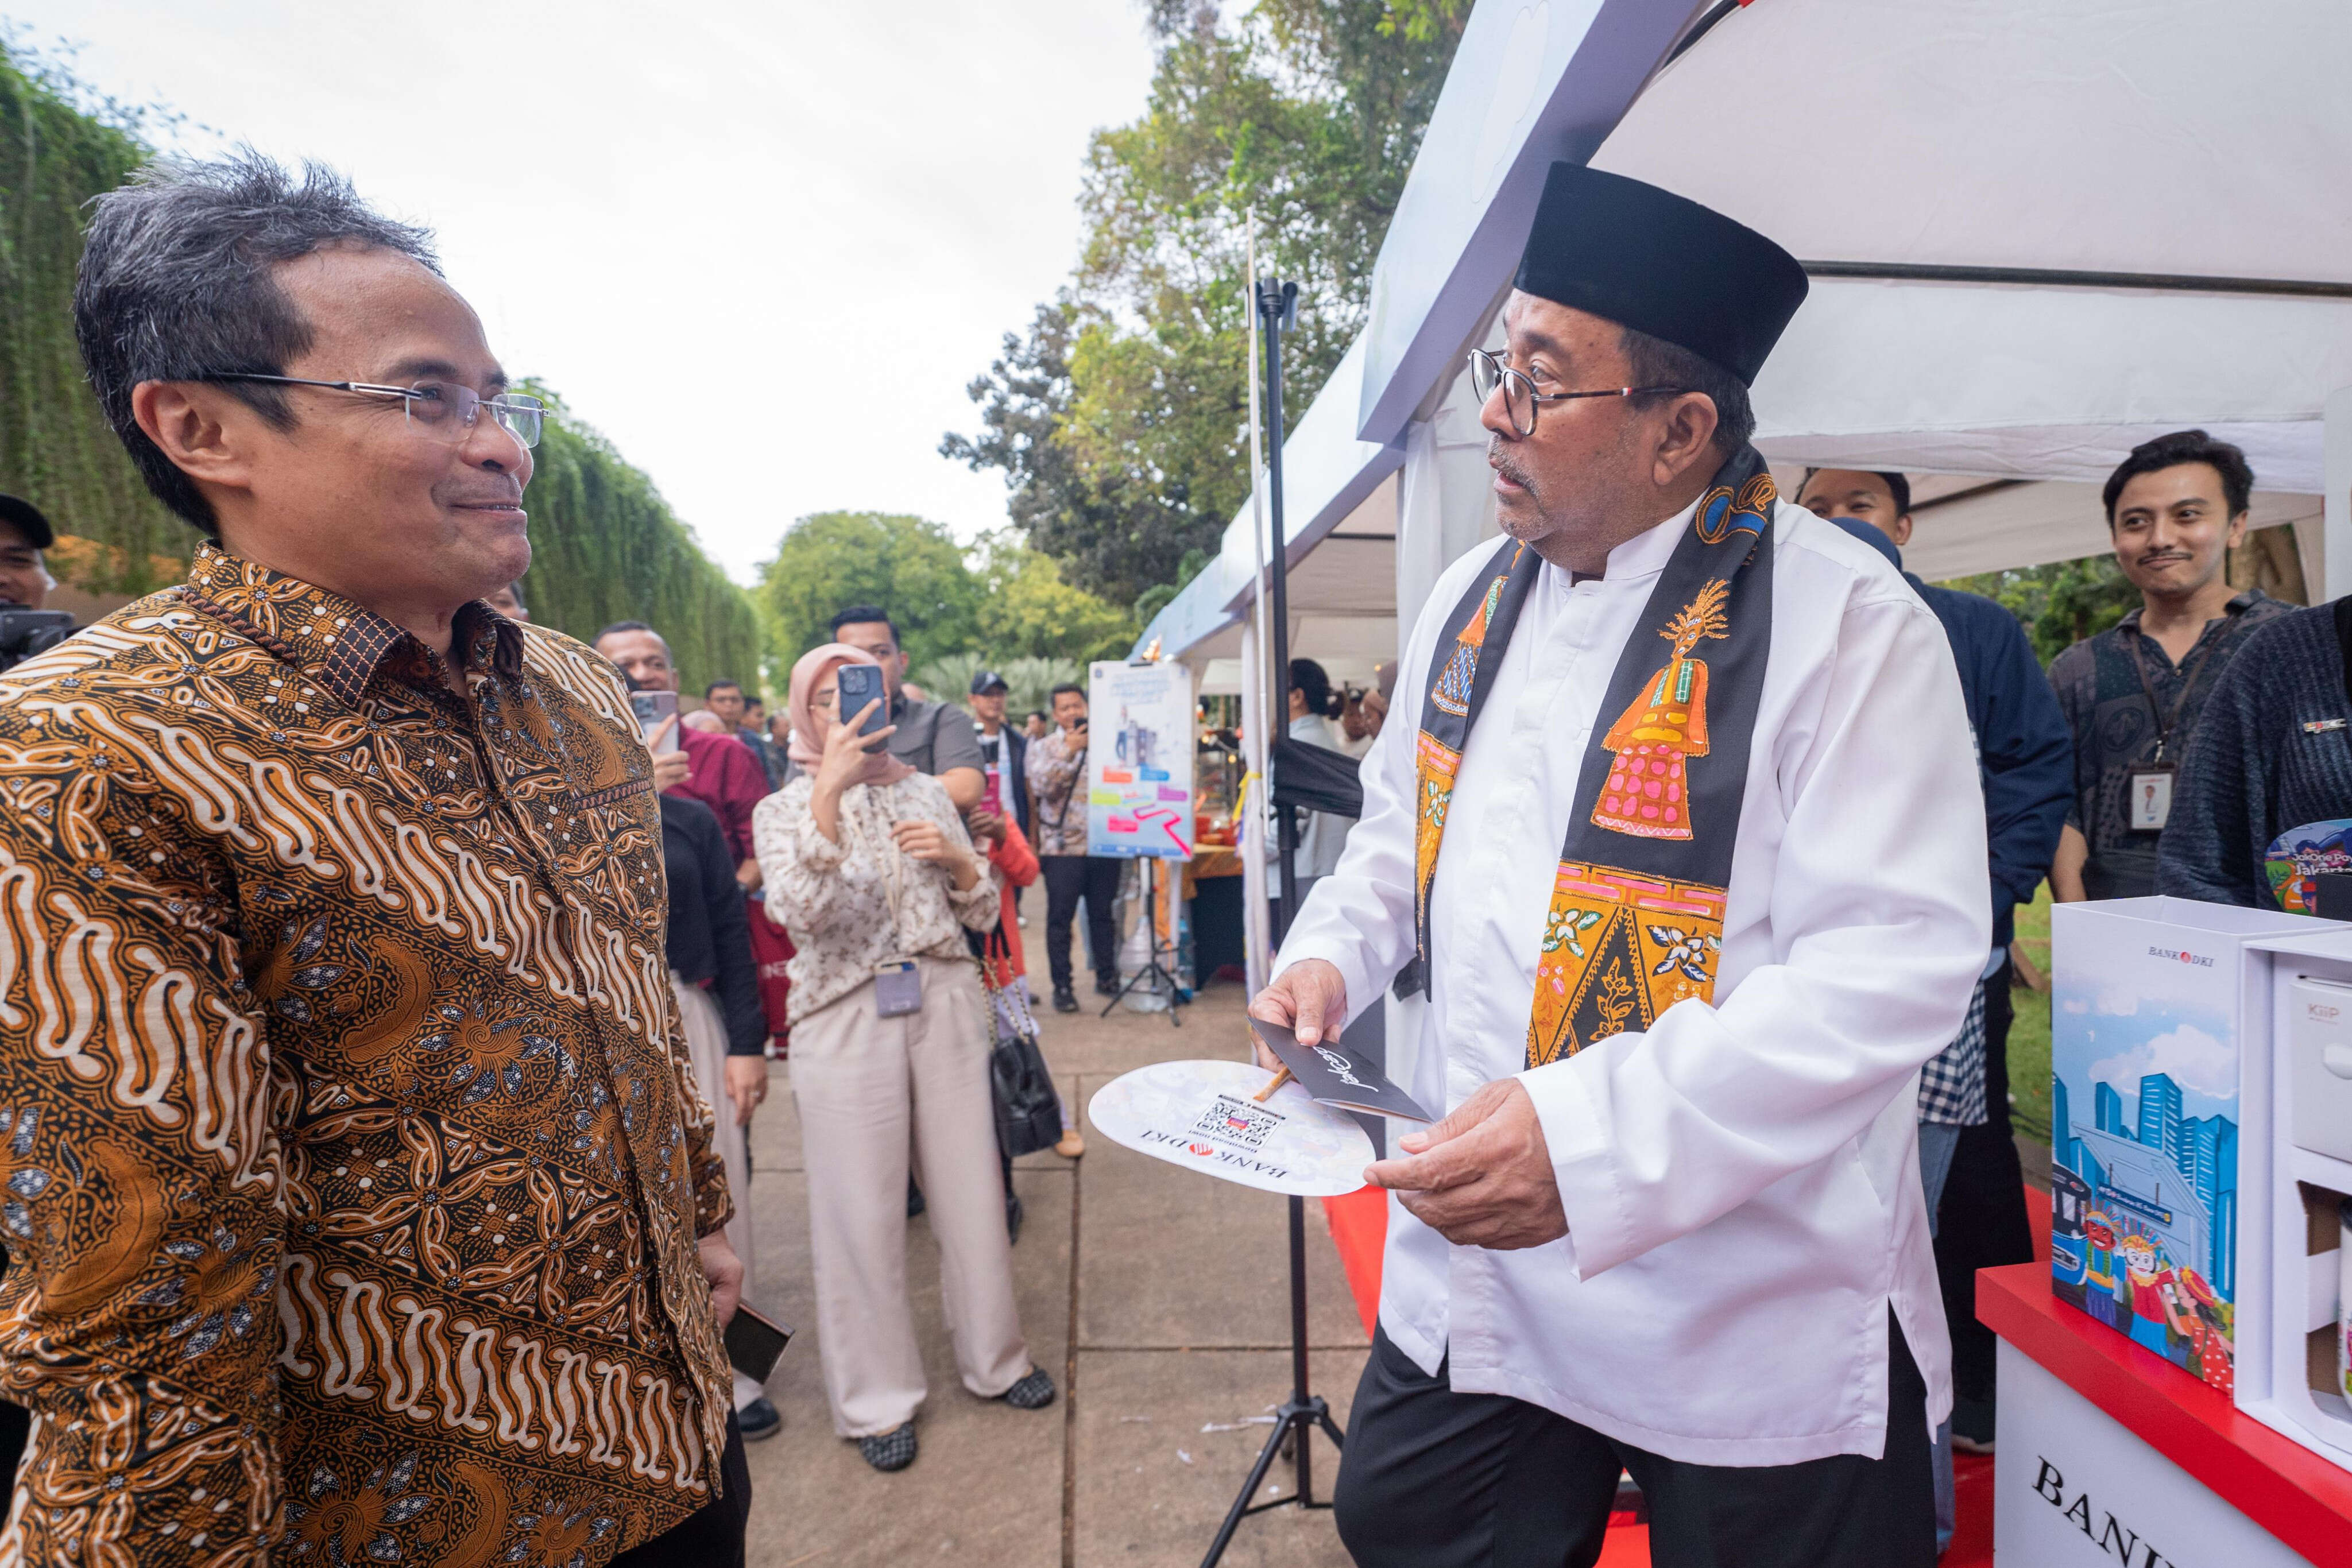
0, 497, 76, 674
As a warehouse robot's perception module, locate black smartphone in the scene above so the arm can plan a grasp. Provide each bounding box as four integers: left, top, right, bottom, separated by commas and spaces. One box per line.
725, 1302, 794, 1384
835, 664, 888, 737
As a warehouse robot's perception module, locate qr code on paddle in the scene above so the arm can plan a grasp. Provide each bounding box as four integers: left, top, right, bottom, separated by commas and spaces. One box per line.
1192, 1094, 1280, 1151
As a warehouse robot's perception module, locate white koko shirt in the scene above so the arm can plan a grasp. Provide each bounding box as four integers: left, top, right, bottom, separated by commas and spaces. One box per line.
1278, 498, 1990, 1466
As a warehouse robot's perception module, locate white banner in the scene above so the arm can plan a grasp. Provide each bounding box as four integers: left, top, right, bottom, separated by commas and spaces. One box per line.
1085, 660, 1195, 860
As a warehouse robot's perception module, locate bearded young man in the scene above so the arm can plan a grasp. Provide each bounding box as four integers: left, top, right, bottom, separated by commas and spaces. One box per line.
0, 155, 750, 1566
1251, 165, 1987, 1567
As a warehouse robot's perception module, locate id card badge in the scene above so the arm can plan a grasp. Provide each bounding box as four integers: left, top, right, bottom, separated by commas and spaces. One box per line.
2129, 766, 2176, 832
873, 959, 923, 1017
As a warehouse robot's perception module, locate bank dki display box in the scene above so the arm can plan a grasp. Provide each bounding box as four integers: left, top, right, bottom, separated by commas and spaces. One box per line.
2049, 897, 2314, 1396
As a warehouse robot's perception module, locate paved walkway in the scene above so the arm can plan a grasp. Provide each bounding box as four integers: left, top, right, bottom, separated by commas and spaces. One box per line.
738, 979, 1368, 1568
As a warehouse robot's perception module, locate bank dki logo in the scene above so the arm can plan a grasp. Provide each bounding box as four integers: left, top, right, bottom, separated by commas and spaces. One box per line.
2144, 944, 2214, 968
1192, 1094, 1281, 1151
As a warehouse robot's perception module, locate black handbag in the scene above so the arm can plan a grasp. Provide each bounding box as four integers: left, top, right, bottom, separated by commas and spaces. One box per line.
978, 935, 1062, 1158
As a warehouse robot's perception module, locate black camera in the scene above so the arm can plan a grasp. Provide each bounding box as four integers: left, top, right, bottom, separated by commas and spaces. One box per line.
0, 603, 79, 672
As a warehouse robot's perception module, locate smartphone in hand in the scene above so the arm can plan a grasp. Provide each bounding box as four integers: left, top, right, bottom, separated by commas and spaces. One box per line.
631, 691, 680, 755
835, 664, 888, 738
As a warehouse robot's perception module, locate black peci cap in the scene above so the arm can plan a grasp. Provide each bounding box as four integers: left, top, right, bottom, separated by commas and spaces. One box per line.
0, 495, 55, 549
970, 669, 1011, 695
1514, 163, 1808, 388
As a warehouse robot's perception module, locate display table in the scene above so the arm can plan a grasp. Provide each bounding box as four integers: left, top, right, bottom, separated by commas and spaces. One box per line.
1978, 1262, 2352, 1566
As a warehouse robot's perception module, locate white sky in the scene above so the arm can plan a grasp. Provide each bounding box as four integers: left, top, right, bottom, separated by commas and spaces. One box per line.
15, 1, 1160, 583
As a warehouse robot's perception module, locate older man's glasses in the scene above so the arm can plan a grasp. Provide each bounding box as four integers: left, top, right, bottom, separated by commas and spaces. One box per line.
200, 374, 546, 449
1467, 347, 1684, 438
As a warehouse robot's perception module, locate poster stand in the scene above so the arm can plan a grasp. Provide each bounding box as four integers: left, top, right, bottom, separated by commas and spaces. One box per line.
1102, 853, 1186, 1027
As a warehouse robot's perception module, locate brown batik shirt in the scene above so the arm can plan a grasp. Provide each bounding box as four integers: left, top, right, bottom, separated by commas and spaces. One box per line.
0, 544, 734, 1566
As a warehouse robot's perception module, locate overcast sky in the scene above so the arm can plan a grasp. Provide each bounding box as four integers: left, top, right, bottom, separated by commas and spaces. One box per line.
15, 1, 1160, 582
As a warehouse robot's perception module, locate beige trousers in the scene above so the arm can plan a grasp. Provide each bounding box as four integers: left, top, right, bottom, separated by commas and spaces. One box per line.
671, 973, 766, 1411
790, 954, 1031, 1437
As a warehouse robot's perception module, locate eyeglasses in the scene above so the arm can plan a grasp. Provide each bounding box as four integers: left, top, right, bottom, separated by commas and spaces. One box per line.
1467, 347, 1684, 438
199, 373, 547, 449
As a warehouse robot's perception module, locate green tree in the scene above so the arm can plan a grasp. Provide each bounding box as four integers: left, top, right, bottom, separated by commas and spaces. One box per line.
1937, 555, 2142, 667
907, 652, 1086, 722
0, 33, 188, 593
516, 393, 763, 698
944, 1, 1467, 608
757, 512, 981, 674
973, 533, 1138, 663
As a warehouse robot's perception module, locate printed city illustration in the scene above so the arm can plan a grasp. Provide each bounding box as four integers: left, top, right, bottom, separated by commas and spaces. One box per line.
2049, 936, 2239, 1393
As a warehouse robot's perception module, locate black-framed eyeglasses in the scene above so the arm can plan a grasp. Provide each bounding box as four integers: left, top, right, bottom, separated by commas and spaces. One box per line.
199, 373, 546, 449
1467, 347, 1684, 438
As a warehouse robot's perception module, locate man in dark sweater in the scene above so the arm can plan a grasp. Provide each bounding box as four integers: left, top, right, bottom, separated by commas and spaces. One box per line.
2160, 599, 2352, 907
1800, 470, 2074, 1490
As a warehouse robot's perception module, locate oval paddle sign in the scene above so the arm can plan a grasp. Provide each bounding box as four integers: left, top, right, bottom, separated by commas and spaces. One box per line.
1088, 1059, 1374, 1197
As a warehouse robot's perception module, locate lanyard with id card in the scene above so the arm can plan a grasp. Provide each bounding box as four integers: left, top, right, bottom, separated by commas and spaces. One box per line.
872, 813, 926, 1017
873, 959, 923, 1017
2123, 630, 2216, 834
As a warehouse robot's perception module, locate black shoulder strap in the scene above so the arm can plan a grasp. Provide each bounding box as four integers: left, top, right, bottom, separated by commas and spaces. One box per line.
2334, 595, 2352, 702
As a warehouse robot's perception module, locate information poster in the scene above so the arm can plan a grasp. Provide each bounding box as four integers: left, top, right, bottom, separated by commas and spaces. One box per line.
1085, 660, 1194, 859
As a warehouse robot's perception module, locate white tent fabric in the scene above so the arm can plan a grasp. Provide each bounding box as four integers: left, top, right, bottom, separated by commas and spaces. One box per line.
1138, 0, 2352, 664
1592, 0, 2352, 512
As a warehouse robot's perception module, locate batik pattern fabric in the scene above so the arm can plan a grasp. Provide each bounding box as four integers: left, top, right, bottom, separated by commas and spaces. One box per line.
0, 544, 734, 1567
1407, 452, 1778, 1068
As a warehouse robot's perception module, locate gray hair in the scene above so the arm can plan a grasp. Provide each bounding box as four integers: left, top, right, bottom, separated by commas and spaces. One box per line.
72, 150, 440, 536
1620, 324, 1756, 456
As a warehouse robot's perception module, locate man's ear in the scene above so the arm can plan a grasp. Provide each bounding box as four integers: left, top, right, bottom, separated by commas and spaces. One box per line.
2226, 510, 2250, 549
1651, 392, 1723, 489
131, 381, 256, 497
1891, 512, 1916, 548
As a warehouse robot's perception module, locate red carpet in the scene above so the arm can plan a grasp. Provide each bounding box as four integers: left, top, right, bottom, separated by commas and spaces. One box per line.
1319, 1180, 2051, 1565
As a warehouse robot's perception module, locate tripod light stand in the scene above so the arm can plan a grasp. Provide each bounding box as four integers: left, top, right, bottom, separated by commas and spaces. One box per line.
1197, 276, 1347, 1568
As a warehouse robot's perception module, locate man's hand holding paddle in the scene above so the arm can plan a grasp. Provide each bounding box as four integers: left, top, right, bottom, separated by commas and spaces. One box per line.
1250, 961, 1567, 1251
1246, 959, 1349, 1070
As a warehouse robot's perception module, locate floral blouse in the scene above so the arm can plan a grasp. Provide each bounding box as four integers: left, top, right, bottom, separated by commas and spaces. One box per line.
755, 773, 999, 1024
1024, 726, 1089, 856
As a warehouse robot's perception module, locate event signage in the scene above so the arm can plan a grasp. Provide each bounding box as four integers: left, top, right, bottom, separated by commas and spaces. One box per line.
2049, 897, 2308, 1395
1995, 1346, 2311, 1567
1084, 659, 1195, 860
1088, 1059, 1374, 1197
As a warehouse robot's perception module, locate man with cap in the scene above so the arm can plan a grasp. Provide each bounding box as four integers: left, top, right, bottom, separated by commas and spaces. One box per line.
967, 668, 1032, 841
1252, 165, 1985, 1566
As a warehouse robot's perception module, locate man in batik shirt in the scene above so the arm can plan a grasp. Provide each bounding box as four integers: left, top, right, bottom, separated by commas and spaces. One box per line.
0, 154, 748, 1566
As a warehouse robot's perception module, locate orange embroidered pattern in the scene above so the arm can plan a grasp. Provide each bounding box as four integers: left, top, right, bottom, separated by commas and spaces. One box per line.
0, 545, 733, 1566
1526, 862, 1726, 1067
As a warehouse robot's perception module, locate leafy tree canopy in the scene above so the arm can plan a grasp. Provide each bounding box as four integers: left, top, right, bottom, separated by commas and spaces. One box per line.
757, 512, 983, 675
973, 530, 1138, 665
756, 514, 1136, 681
943, 1, 1467, 609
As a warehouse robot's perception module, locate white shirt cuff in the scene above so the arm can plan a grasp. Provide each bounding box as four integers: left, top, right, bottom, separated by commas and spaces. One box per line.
1517, 1052, 1633, 1279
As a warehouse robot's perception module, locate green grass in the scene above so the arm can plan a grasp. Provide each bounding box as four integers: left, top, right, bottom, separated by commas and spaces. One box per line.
2007, 884, 2053, 1143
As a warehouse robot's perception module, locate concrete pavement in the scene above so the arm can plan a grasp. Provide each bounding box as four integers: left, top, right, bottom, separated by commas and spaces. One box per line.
737, 979, 1369, 1568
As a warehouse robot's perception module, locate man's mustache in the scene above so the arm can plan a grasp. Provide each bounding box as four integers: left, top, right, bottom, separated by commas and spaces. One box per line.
1488, 442, 1535, 495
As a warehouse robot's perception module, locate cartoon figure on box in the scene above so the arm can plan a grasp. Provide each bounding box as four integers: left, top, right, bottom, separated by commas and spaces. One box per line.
2119, 1232, 2195, 1360
2176, 1268, 2234, 1396
2081, 1213, 2123, 1332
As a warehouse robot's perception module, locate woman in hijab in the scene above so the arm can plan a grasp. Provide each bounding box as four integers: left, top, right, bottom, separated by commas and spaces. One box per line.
753, 644, 1053, 1473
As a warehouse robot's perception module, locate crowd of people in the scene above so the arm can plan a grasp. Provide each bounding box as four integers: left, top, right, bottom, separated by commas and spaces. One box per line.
0, 142, 2337, 1568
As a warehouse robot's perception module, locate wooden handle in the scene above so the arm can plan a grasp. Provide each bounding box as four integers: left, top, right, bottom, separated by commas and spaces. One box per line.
1252, 1064, 1294, 1104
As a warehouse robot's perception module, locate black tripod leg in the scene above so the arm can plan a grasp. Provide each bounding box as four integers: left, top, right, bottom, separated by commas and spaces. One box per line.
1199, 1415, 1297, 1568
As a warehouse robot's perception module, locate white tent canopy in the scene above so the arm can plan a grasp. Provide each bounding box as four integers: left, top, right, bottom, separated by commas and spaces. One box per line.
1599, 0, 2352, 512
1137, 0, 2352, 667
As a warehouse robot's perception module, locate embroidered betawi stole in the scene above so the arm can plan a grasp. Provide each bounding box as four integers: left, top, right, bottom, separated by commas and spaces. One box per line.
1399, 447, 1778, 1068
